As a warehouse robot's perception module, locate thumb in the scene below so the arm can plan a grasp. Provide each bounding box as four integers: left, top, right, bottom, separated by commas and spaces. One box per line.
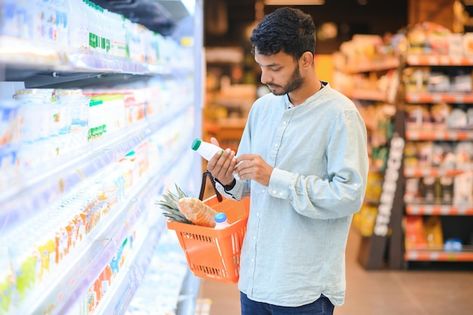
210, 137, 220, 147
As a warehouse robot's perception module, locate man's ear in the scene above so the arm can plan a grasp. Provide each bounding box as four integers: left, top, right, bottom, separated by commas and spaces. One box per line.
300, 51, 314, 68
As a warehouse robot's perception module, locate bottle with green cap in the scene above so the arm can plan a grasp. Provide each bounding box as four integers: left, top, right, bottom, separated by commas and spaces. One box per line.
191, 138, 223, 161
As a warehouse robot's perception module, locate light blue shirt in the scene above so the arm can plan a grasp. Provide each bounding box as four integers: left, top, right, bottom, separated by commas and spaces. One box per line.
216, 82, 369, 307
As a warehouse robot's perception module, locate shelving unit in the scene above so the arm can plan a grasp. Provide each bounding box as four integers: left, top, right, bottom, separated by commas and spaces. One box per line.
407, 54, 473, 66
0, 104, 191, 235
0, 1, 203, 314
402, 46, 473, 266
404, 167, 467, 177
405, 92, 473, 104
345, 56, 400, 74
405, 129, 473, 141
406, 205, 473, 216
336, 25, 473, 270
405, 249, 473, 262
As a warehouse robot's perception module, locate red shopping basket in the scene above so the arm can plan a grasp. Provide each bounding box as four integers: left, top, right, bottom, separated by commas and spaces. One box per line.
167, 171, 249, 283
167, 195, 249, 283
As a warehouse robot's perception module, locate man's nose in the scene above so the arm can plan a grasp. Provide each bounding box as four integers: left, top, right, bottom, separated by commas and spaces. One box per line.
260, 70, 271, 85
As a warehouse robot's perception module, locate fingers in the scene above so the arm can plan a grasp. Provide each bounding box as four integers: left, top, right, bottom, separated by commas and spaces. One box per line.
224, 154, 237, 178
236, 154, 257, 163
238, 166, 256, 181
211, 148, 235, 180
207, 149, 223, 173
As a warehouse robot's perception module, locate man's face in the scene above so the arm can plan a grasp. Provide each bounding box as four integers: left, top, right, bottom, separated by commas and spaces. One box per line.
255, 50, 303, 96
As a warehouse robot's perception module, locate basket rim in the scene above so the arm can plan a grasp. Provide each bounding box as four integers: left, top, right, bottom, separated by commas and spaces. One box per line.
167, 216, 247, 236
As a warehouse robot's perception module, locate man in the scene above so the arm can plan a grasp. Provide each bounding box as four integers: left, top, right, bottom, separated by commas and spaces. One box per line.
208, 7, 368, 315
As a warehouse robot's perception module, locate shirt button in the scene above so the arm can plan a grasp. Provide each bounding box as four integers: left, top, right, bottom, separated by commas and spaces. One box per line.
272, 190, 277, 194
274, 144, 279, 148
253, 236, 256, 240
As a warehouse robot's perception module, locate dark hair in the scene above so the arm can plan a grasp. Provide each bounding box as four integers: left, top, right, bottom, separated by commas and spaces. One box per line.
250, 7, 316, 59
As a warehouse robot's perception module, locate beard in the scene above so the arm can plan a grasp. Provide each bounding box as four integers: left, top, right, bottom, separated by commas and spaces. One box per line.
267, 64, 304, 96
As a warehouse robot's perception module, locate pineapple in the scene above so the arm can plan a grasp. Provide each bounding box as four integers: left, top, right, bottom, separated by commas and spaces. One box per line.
157, 184, 219, 227
157, 185, 192, 224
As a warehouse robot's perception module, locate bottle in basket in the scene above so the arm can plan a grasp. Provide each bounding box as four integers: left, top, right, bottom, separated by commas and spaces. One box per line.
214, 212, 230, 229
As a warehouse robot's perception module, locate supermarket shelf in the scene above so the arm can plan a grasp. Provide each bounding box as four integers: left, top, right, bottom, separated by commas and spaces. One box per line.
406, 204, 473, 215
22, 144, 189, 315
405, 129, 473, 141
95, 148, 195, 315
94, 218, 165, 315
345, 56, 400, 73
0, 43, 174, 88
407, 54, 473, 66
405, 249, 473, 262
404, 167, 466, 177
405, 92, 473, 104
346, 89, 387, 101
0, 104, 191, 235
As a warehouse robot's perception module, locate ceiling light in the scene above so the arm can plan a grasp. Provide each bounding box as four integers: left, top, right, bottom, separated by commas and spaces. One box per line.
264, 0, 325, 5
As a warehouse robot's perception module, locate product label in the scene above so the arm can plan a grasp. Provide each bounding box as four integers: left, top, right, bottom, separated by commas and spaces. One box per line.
89, 32, 111, 52
374, 135, 404, 237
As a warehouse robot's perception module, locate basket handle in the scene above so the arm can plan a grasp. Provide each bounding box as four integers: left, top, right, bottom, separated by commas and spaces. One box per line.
199, 171, 223, 202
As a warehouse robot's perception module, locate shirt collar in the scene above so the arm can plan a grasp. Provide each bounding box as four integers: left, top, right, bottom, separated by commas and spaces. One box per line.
285, 81, 328, 110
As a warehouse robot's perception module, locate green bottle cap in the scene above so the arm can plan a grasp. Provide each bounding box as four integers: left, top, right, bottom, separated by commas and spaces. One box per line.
191, 138, 202, 151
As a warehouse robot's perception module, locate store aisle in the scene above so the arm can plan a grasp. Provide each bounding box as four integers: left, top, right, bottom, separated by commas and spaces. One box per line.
199, 228, 473, 315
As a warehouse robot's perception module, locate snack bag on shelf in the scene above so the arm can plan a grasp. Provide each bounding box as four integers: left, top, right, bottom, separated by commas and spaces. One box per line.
404, 216, 427, 249
424, 216, 444, 250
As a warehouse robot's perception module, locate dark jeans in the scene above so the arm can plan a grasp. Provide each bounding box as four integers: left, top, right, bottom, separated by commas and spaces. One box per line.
240, 292, 335, 315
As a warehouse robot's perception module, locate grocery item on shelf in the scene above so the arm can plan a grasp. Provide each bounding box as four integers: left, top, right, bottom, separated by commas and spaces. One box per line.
404, 67, 473, 94
0, 0, 187, 71
405, 215, 444, 250
404, 216, 428, 249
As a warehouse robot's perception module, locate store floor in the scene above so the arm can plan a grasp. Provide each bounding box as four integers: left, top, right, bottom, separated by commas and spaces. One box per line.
198, 228, 473, 315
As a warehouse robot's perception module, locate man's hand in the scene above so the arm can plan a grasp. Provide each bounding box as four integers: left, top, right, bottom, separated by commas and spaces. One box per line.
207, 137, 237, 186
235, 154, 273, 186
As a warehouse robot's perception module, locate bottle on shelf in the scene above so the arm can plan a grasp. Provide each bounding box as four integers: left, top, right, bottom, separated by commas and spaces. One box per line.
214, 212, 230, 230
191, 138, 222, 161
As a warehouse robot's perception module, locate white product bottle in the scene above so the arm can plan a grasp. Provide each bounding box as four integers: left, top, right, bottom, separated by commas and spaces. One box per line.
214, 212, 230, 229
192, 138, 240, 180
191, 138, 222, 160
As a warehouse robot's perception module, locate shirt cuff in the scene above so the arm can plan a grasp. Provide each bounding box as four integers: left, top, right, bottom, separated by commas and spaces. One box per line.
268, 168, 297, 199
215, 178, 239, 200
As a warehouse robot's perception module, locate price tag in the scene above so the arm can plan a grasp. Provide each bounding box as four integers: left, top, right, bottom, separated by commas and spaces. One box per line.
407, 94, 420, 103
454, 95, 463, 103
428, 55, 437, 64
450, 55, 461, 64
431, 252, 440, 260
440, 55, 450, 64
408, 251, 418, 260
432, 94, 441, 103
440, 206, 450, 215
